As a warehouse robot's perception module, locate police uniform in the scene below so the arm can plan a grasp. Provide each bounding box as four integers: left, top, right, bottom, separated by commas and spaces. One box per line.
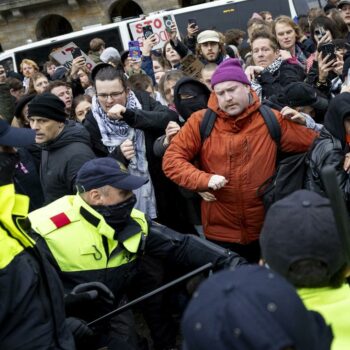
0, 184, 75, 350
28, 157, 245, 349
29, 193, 149, 301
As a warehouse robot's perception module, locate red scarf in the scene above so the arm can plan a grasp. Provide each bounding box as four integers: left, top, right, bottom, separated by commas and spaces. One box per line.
346, 135, 350, 144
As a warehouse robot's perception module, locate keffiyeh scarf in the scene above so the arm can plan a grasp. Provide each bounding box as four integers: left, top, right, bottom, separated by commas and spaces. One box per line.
91, 90, 157, 218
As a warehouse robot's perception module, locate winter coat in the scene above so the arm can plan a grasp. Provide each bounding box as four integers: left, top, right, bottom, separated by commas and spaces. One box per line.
83, 91, 191, 231
39, 121, 95, 204
257, 60, 306, 99
0, 82, 15, 123
162, 90, 317, 243
305, 93, 350, 204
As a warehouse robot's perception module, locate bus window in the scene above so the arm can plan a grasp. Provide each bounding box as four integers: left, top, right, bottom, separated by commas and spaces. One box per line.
14, 26, 124, 70
0, 57, 14, 72
174, 0, 292, 36
292, 0, 323, 14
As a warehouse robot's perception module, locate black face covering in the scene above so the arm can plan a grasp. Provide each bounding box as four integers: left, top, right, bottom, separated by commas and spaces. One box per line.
0, 151, 19, 186
92, 194, 137, 229
179, 95, 208, 120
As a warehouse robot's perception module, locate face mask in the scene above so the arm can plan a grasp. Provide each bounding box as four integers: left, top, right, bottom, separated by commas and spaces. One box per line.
180, 95, 208, 120
92, 194, 137, 229
0, 151, 19, 186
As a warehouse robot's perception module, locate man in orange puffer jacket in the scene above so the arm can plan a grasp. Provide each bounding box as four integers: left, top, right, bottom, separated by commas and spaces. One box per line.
162, 58, 316, 262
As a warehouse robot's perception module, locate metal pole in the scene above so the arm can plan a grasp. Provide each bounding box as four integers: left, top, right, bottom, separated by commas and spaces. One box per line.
88, 262, 213, 327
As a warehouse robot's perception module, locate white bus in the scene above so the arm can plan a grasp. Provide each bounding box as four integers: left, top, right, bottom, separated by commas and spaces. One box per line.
0, 0, 320, 73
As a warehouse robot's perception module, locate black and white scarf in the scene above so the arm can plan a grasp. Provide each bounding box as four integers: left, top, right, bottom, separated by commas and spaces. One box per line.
91, 91, 157, 218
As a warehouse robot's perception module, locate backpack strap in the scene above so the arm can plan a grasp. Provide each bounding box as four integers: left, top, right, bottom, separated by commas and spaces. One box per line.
259, 104, 281, 149
200, 108, 217, 142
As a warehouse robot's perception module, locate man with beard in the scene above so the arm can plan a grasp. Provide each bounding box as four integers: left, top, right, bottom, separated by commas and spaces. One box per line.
196, 30, 228, 64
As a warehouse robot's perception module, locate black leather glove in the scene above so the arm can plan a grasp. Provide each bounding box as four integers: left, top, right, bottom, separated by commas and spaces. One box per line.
66, 317, 94, 349
0, 151, 19, 186
65, 282, 115, 322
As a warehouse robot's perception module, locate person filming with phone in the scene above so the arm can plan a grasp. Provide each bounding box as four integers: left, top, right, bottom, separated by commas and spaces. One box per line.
306, 16, 344, 97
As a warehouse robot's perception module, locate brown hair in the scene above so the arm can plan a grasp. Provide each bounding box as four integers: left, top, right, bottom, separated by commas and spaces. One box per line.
47, 80, 72, 92
27, 72, 48, 94
158, 70, 185, 101
89, 38, 105, 52
20, 59, 39, 73
128, 73, 153, 92
225, 29, 245, 46
251, 30, 279, 52
273, 15, 303, 42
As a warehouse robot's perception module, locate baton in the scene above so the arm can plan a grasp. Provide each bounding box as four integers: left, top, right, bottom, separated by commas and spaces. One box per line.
88, 262, 213, 327
321, 165, 350, 264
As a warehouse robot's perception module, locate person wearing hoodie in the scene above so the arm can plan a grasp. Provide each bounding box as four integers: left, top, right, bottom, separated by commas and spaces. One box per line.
28, 93, 95, 204
305, 92, 350, 206
154, 77, 211, 236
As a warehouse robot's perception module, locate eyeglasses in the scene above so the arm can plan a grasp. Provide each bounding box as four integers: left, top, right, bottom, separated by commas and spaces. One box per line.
97, 90, 125, 100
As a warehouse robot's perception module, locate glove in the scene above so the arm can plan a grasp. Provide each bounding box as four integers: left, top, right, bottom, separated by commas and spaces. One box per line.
65, 282, 115, 322
208, 175, 228, 190
66, 317, 94, 348
0, 151, 19, 186
215, 252, 248, 271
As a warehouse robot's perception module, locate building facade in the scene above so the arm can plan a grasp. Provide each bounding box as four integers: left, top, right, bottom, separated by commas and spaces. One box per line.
0, 0, 205, 50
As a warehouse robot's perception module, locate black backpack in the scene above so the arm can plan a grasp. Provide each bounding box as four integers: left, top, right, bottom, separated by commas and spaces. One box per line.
199, 105, 309, 210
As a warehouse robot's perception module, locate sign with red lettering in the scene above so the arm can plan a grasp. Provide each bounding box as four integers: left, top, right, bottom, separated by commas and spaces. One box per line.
129, 15, 179, 50
49, 42, 95, 71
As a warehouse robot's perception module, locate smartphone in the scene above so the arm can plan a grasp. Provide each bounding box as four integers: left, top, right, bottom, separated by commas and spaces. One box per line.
142, 25, 154, 39
163, 15, 173, 33
128, 40, 141, 59
318, 42, 336, 63
315, 26, 326, 41
188, 18, 197, 27
71, 47, 82, 59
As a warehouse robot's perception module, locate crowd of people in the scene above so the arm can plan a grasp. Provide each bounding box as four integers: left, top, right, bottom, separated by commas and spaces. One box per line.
1, 0, 350, 349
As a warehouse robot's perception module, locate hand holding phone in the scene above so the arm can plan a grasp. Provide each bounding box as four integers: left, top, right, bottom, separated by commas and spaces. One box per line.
128, 41, 141, 60
72, 47, 83, 59
188, 18, 197, 27
143, 25, 154, 39
163, 15, 173, 33
318, 42, 336, 63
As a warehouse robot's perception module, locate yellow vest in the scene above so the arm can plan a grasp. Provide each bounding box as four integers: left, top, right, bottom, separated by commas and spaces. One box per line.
28, 194, 148, 273
0, 184, 34, 269
298, 285, 350, 350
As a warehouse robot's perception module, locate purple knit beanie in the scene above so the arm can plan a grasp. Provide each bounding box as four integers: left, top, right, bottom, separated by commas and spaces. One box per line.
211, 58, 251, 88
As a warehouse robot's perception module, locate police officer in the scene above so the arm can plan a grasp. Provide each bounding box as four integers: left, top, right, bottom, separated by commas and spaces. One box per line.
28, 157, 245, 349
0, 119, 76, 349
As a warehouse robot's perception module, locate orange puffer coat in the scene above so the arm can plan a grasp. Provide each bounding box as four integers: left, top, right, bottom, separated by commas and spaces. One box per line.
162, 90, 316, 244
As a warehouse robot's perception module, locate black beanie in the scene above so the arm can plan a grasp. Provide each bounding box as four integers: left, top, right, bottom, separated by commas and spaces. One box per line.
28, 92, 67, 122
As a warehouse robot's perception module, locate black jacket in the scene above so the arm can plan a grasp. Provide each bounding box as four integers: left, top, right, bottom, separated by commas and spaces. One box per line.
83, 91, 185, 230
258, 60, 306, 99
305, 93, 350, 202
40, 121, 95, 204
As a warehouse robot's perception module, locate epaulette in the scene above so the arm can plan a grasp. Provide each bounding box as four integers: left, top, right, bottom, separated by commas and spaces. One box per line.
28, 196, 78, 236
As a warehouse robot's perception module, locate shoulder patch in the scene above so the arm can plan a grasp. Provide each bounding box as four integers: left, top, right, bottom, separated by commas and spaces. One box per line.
50, 213, 71, 228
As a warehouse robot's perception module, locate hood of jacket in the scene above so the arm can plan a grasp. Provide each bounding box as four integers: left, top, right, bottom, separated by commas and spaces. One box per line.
323, 92, 350, 148
41, 120, 91, 151
174, 77, 211, 121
